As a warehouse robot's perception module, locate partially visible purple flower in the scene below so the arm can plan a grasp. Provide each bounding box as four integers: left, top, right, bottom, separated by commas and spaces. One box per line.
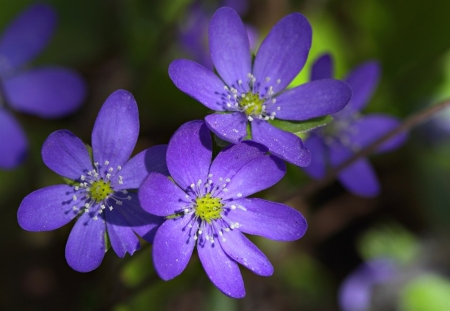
303, 54, 408, 197
139, 120, 307, 298
17, 90, 167, 272
0, 4, 86, 170
170, 7, 352, 167
179, 1, 257, 71
339, 259, 397, 311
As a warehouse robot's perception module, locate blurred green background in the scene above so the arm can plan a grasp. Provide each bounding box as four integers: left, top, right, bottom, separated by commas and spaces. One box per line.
2, 0, 450, 310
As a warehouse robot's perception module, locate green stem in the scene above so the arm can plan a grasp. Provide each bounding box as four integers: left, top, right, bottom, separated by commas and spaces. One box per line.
282, 98, 450, 201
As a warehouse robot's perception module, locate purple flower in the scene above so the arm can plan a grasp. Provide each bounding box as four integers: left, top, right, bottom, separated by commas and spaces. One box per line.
303, 54, 408, 197
170, 7, 352, 167
17, 90, 167, 272
138, 120, 307, 298
0, 4, 86, 170
339, 259, 397, 311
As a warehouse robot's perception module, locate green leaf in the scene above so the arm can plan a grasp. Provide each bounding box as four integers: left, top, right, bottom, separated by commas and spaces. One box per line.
399, 274, 450, 311
269, 115, 333, 134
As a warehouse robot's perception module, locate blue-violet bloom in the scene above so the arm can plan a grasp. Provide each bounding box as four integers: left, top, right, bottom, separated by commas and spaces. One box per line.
0, 4, 86, 169
169, 7, 352, 167
303, 54, 408, 197
139, 120, 307, 298
17, 90, 167, 272
339, 259, 397, 311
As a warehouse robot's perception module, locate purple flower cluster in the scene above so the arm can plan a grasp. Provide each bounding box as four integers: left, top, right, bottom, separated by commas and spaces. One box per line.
0, 4, 86, 169
139, 120, 307, 298
170, 7, 352, 167
303, 54, 407, 197
16, 4, 405, 300
18, 90, 167, 272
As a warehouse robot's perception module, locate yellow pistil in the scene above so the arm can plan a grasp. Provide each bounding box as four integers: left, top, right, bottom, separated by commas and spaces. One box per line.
195, 193, 223, 223
240, 92, 264, 116
89, 179, 114, 203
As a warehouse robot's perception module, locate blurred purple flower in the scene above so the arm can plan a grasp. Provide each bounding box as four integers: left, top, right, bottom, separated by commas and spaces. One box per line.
17, 90, 167, 272
179, 1, 257, 70
0, 4, 86, 170
139, 120, 307, 298
339, 259, 397, 311
170, 7, 351, 167
303, 54, 408, 197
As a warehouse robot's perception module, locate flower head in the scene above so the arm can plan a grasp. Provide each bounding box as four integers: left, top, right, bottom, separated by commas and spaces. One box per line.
139, 120, 307, 298
169, 7, 351, 167
303, 54, 408, 197
17, 90, 167, 272
0, 4, 86, 170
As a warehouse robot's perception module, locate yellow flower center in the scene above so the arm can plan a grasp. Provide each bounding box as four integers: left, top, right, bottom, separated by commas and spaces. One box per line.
195, 193, 223, 223
240, 92, 264, 116
89, 179, 114, 203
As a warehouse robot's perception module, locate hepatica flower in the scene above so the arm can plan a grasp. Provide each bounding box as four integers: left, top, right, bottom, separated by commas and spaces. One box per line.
17, 90, 167, 272
0, 4, 86, 169
303, 54, 407, 197
139, 120, 307, 298
169, 7, 351, 167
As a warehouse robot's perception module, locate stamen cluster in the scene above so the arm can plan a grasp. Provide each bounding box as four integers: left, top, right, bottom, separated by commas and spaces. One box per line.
71, 160, 132, 220
223, 73, 282, 121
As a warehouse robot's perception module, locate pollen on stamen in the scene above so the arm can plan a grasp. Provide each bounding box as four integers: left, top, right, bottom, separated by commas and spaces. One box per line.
104, 160, 110, 165
276, 79, 281, 84
108, 167, 113, 172
237, 193, 243, 198
109, 206, 113, 211
265, 77, 270, 82
117, 166, 122, 170
72, 206, 78, 211
190, 183, 195, 189
74, 186, 79, 191
231, 205, 236, 210
72, 195, 77, 201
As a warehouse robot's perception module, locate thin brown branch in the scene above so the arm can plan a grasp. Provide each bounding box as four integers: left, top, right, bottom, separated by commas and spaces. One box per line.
283, 98, 450, 201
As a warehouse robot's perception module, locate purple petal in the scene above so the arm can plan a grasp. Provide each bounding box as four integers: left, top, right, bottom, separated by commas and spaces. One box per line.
153, 215, 198, 280
0, 4, 56, 73
17, 185, 79, 231
224, 198, 307, 241
92, 90, 139, 173
139, 172, 188, 217
346, 115, 407, 153
114, 193, 164, 243
114, 145, 168, 190
65, 212, 106, 272
303, 134, 327, 179
220, 153, 286, 200
209, 140, 268, 182
267, 79, 351, 121
3, 67, 86, 118
338, 61, 380, 116
253, 13, 312, 92
169, 59, 228, 111
310, 53, 333, 81
167, 120, 212, 191
217, 227, 273, 276
197, 234, 245, 298
329, 143, 380, 197
41, 130, 93, 180
209, 7, 251, 88
105, 207, 140, 257
251, 120, 311, 167
205, 112, 248, 144
0, 108, 27, 169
